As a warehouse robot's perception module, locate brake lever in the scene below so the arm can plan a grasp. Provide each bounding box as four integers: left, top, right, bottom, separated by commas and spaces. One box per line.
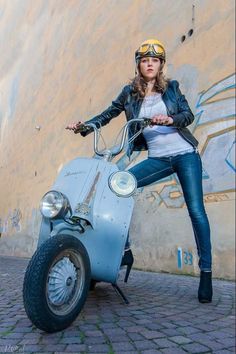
141, 118, 153, 128
74, 124, 91, 134
141, 118, 165, 128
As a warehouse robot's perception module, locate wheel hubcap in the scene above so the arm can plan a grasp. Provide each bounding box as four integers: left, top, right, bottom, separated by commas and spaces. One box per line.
48, 257, 77, 306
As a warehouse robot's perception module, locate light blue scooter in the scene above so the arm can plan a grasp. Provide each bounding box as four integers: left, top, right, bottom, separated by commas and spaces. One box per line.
23, 118, 150, 332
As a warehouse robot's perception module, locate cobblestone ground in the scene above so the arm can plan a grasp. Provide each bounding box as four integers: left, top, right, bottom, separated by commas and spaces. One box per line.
0, 256, 235, 354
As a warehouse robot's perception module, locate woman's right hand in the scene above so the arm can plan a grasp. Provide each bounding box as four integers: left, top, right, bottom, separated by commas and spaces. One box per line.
65, 121, 84, 133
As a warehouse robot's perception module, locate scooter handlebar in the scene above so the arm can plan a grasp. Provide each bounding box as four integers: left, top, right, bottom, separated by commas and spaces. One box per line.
79, 118, 152, 158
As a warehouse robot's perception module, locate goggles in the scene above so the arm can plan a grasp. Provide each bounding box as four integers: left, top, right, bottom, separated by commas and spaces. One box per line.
135, 43, 165, 62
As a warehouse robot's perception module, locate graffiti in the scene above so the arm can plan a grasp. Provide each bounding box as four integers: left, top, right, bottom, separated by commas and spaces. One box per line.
183, 251, 193, 266
225, 141, 235, 172
194, 74, 235, 127
177, 247, 194, 269
9, 209, 22, 231
201, 127, 235, 193
117, 73, 236, 208
0, 217, 8, 234
159, 184, 185, 208
0, 208, 22, 234
204, 192, 235, 203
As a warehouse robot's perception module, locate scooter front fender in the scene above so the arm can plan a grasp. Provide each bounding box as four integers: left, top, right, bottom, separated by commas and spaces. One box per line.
40, 204, 133, 284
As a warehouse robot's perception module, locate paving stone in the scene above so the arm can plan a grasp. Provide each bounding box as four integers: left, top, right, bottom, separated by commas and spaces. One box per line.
189, 332, 213, 342
11, 327, 33, 333
62, 330, 81, 338
213, 350, 236, 354
84, 329, 104, 337
160, 328, 181, 337
64, 343, 87, 352
126, 325, 144, 333
216, 337, 236, 347
128, 332, 145, 341
55, 352, 78, 354
142, 330, 166, 339
195, 323, 221, 331
112, 341, 136, 351
160, 348, 189, 354
181, 342, 211, 353
153, 338, 178, 348
86, 343, 111, 352
177, 326, 201, 335
59, 336, 82, 344
40, 336, 61, 344
84, 335, 107, 344
18, 337, 40, 345
39, 344, 66, 352
2, 332, 25, 339
0, 338, 21, 346
103, 328, 126, 336
134, 340, 158, 350
141, 350, 162, 354
19, 344, 44, 352
112, 351, 138, 354
0, 256, 235, 354
145, 323, 164, 331
169, 335, 193, 344
198, 339, 227, 351
105, 334, 130, 342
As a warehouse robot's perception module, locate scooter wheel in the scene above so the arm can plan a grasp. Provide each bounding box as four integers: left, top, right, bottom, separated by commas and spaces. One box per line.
23, 234, 91, 332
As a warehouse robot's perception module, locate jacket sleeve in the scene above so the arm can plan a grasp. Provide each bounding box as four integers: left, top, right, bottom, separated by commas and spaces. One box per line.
80, 85, 129, 136
169, 81, 194, 128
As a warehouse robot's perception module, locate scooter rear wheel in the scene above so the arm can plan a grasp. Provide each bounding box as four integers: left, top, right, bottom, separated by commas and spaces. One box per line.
23, 234, 91, 332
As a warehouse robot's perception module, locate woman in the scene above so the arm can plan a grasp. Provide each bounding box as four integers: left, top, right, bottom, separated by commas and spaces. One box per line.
66, 39, 212, 303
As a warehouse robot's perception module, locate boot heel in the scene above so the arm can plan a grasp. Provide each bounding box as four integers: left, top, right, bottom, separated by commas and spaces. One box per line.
124, 263, 132, 283
198, 271, 213, 303
121, 249, 134, 283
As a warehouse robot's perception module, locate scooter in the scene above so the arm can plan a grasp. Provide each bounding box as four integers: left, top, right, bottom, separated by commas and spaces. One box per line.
23, 117, 150, 333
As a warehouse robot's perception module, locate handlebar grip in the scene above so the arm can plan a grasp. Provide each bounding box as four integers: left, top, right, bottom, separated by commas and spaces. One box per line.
141, 117, 153, 127
74, 124, 91, 134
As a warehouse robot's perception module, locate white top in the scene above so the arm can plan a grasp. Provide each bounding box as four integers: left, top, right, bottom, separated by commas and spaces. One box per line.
139, 93, 194, 157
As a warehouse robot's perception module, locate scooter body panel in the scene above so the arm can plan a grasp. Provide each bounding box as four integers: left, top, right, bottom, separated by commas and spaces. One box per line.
38, 157, 134, 284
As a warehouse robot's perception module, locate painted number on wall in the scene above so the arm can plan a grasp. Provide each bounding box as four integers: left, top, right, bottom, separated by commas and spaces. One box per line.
177, 247, 193, 268
183, 251, 193, 265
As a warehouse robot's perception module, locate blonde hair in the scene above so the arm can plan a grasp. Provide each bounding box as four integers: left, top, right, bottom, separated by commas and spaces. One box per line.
130, 61, 168, 98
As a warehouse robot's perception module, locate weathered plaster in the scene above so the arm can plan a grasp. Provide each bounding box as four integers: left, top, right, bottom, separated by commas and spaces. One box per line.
0, 0, 235, 279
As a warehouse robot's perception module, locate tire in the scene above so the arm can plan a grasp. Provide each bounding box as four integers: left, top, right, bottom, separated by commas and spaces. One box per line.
23, 234, 91, 332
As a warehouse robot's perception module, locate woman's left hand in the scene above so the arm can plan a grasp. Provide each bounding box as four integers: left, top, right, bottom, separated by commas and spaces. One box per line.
151, 115, 173, 126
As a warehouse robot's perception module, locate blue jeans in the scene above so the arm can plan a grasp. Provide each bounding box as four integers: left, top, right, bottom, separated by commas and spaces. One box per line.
128, 151, 212, 271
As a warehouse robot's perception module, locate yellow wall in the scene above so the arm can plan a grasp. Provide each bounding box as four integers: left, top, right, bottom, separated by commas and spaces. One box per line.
0, 0, 235, 279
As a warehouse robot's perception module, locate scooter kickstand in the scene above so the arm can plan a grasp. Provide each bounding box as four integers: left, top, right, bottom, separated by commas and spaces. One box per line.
112, 283, 129, 304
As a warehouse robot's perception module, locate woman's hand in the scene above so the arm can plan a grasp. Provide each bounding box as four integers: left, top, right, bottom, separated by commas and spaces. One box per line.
65, 121, 84, 132
151, 115, 173, 126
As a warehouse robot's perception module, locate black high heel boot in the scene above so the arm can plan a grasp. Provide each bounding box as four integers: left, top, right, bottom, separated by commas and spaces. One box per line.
121, 249, 134, 283
198, 271, 213, 303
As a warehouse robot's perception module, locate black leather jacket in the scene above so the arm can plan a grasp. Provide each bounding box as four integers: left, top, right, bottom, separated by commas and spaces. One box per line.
83, 80, 198, 157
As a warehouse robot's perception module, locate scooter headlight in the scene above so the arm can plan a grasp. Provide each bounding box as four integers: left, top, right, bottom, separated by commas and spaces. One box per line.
40, 191, 69, 219
109, 171, 137, 197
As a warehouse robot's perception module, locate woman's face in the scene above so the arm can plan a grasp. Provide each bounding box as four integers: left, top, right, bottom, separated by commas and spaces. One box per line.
139, 57, 162, 81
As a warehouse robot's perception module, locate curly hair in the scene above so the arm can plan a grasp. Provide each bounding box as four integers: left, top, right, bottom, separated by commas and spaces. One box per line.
130, 61, 169, 98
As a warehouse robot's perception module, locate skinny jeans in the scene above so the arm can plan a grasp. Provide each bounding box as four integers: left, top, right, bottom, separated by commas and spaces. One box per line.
128, 151, 212, 271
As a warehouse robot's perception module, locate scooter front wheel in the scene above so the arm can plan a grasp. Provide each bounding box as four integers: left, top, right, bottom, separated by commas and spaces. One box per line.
23, 234, 91, 332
